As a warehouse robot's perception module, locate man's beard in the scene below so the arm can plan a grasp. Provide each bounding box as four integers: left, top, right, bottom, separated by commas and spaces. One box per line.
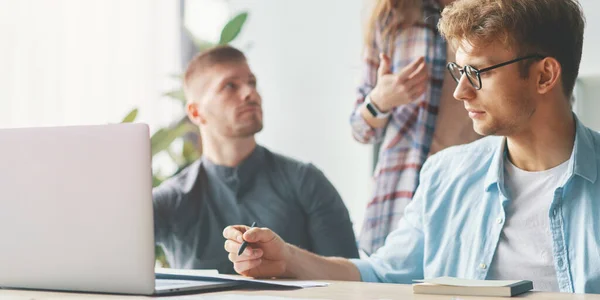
231, 117, 263, 137
476, 101, 535, 136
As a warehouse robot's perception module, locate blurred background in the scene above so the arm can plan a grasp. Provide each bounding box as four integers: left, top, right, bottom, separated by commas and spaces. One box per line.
0, 0, 598, 235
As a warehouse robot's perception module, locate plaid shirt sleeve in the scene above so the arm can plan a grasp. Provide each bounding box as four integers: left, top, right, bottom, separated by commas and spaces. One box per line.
349, 23, 386, 144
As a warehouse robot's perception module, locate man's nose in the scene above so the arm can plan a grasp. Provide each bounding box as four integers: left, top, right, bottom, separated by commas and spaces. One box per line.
452, 73, 476, 102
241, 84, 259, 102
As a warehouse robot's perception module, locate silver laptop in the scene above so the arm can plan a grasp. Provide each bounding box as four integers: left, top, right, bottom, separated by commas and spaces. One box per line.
0, 123, 238, 295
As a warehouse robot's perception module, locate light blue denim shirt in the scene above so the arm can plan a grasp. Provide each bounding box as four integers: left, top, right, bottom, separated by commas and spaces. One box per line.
352, 117, 600, 293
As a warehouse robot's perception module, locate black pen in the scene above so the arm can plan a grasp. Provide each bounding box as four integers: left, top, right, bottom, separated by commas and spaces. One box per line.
237, 221, 256, 256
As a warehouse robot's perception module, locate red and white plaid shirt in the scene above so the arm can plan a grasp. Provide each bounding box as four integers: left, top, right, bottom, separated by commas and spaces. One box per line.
351, 0, 446, 254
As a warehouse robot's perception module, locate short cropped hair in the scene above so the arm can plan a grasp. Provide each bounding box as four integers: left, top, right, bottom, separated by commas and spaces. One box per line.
438, 0, 585, 97
183, 45, 247, 101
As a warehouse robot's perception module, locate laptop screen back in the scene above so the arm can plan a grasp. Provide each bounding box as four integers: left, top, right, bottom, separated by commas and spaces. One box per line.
0, 123, 156, 295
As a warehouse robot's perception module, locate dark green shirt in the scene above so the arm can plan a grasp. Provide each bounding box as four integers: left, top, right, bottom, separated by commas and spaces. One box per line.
153, 145, 359, 274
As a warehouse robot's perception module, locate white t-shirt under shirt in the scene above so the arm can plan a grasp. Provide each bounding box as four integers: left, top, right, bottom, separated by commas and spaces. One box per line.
487, 157, 570, 292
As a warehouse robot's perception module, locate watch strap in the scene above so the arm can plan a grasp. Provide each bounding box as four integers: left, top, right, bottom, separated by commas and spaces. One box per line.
365, 94, 391, 119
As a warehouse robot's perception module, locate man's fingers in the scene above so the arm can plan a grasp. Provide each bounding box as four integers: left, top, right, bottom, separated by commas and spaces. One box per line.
243, 227, 277, 244
226, 243, 264, 259
224, 240, 241, 254
377, 53, 392, 78
228, 249, 263, 264
233, 258, 263, 274
223, 225, 246, 243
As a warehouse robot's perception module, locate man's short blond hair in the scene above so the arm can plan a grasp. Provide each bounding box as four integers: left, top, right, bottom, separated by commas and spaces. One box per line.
438, 0, 585, 97
183, 45, 246, 102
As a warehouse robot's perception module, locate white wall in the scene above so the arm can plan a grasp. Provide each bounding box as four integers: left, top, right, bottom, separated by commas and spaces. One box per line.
579, 0, 600, 77
0, 0, 181, 130
227, 0, 373, 232
574, 0, 600, 131
0, 0, 183, 176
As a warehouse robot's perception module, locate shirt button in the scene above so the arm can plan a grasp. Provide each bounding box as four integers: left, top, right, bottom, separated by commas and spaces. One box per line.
496, 217, 503, 224
557, 258, 564, 268
553, 209, 558, 216
479, 263, 487, 270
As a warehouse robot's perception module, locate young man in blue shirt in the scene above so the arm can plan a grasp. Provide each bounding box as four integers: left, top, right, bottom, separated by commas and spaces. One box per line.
222, 0, 600, 293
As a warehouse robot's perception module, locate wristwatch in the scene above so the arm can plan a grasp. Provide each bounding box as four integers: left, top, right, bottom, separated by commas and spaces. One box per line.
365, 94, 391, 119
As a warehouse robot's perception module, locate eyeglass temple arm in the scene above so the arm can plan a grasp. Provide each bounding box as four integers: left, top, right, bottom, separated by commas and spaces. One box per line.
477, 55, 544, 73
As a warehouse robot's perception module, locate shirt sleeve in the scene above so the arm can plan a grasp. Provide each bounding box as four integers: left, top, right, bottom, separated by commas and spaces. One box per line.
152, 181, 180, 245
350, 158, 434, 283
297, 163, 360, 259
350, 23, 386, 145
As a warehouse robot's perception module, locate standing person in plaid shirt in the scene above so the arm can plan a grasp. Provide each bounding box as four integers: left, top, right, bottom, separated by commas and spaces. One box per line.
351, 0, 481, 254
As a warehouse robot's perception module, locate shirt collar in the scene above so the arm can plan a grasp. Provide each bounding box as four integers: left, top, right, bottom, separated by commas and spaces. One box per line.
201, 145, 265, 192
484, 137, 507, 192
571, 115, 597, 183
182, 159, 202, 194
484, 115, 597, 191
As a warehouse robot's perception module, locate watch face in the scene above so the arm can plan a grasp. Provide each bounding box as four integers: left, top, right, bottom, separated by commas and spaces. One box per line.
366, 102, 378, 117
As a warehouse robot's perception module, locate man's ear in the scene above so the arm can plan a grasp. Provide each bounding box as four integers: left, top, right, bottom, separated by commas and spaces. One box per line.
186, 101, 205, 126
536, 57, 562, 95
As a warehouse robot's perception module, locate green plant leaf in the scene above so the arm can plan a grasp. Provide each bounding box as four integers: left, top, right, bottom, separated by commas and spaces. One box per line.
166, 148, 184, 166
155, 245, 169, 267
152, 175, 164, 188
163, 89, 186, 105
182, 139, 200, 163
219, 12, 248, 44
151, 129, 174, 157
150, 122, 196, 157
121, 108, 138, 123
150, 128, 168, 151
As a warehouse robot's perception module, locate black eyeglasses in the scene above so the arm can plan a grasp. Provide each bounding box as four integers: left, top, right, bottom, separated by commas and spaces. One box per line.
447, 54, 545, 90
